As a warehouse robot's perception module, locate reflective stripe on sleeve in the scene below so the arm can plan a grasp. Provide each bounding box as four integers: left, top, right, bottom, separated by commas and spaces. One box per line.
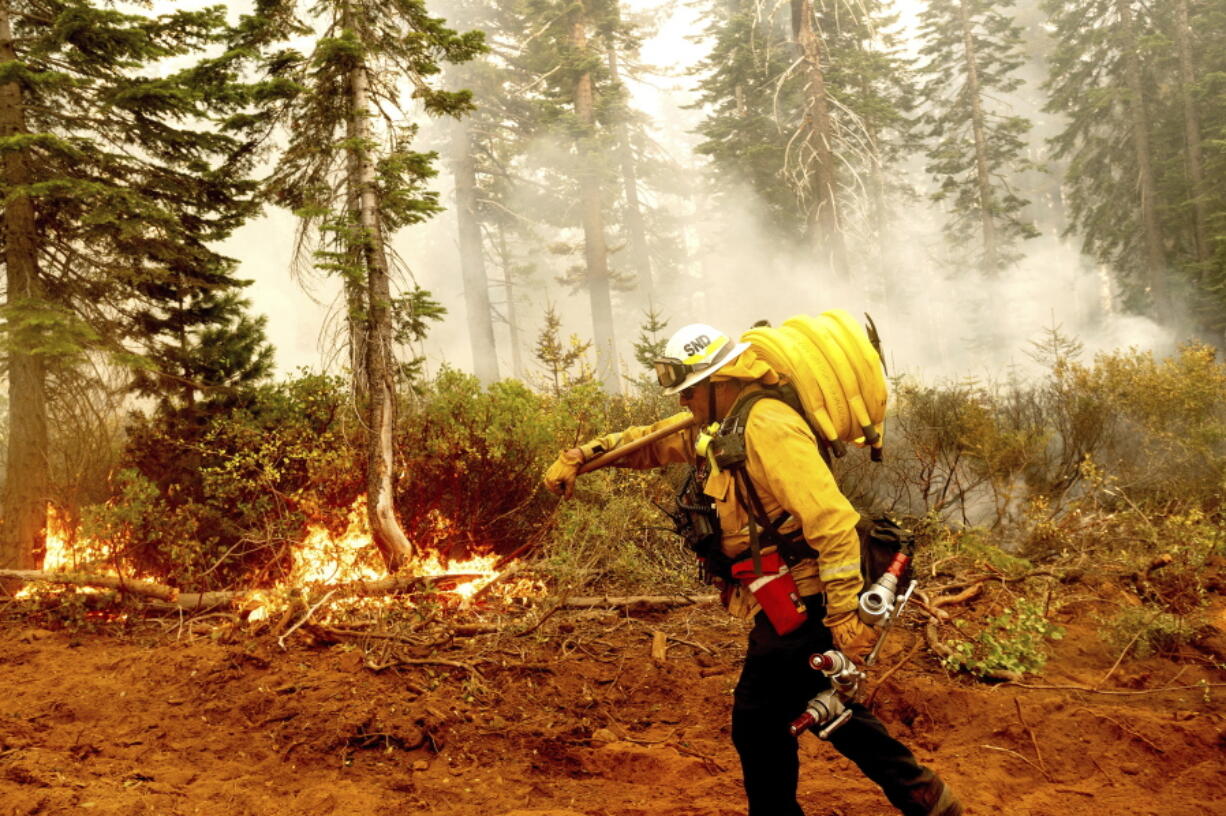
819, 559, 860, 583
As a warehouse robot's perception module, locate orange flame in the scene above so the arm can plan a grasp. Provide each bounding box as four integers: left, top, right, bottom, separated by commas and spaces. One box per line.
41, 506, 75, 573
18, 497, 537, 613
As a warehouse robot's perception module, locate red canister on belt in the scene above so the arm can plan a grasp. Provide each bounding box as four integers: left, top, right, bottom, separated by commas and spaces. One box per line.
731, 550, 808, 635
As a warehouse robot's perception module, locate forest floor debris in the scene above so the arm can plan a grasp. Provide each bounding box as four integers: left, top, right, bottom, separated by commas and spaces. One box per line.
1, 580, 1224, 816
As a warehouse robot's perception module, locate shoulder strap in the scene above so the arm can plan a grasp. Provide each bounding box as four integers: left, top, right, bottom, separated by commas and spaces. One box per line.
724, 383, 832, 467
719, 384, 821, 573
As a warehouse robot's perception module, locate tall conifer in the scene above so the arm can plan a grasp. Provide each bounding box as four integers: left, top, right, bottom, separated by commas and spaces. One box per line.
264, 0, 481, 571
0, 1, 264, 576
917, 0, 1037, 276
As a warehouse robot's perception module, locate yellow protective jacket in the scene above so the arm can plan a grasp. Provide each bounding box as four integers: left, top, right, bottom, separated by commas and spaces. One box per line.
579, 387, 863, 622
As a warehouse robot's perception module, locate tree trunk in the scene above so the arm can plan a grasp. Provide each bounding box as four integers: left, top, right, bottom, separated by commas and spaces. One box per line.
451, 117, 500, 384
606, 46, 653, 305
794, 0, 848, 280
346, 40, 414, 572
1173, 0, 1209, 266
496, 225, 527, 380
0, 4, 48, 587
572, 13, 620, 395
1116, 0, 1169, 314
344, 128, 370, 400
956, 0, 999, 277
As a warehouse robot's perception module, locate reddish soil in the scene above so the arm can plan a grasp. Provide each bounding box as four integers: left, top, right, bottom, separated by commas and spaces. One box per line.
1, 590, 1224, 816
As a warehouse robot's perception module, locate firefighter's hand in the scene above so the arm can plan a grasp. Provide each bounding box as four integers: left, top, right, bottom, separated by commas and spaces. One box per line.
543, 448, 586, 499
826, 610, 875, 662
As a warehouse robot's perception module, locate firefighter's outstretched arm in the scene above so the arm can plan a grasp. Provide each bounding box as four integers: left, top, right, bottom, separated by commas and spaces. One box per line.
543, 412, 696, 498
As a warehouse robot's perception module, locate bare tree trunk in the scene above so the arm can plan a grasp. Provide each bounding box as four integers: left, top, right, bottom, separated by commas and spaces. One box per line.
344, 141, 370, 399
1174, 0, 1209, 266
451, 117, 500, 384
956, 0, 999, 277
0, 4, 47, 588
1117, 0, 1169, 314
606, 46, 653, 305
496, 225, 526, 380
346, 36, 414, 572
794, 0, 848, 280
572, 13, 620, 394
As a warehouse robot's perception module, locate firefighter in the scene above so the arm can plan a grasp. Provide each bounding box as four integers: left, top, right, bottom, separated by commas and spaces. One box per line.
543, 322, 964, 816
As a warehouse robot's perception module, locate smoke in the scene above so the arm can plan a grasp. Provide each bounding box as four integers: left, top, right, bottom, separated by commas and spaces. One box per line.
214, 0, 1182, 389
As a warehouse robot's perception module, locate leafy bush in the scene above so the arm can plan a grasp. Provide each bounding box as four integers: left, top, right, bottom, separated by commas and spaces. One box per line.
1099, 606, 1202, 660
862, 341, 1226, 534
943, 598, 1065, 678
82, 373, 359, 590
395, 368, 692, 589
541, 483, 703, 594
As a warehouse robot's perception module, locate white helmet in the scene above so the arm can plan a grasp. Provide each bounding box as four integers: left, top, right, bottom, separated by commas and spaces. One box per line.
653, 323, 752, 395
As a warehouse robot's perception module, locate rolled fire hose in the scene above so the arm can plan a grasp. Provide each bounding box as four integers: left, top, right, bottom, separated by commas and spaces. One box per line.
576, 413, 697, 475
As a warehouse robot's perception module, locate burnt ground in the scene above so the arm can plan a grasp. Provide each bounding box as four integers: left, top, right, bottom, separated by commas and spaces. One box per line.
1, 584, 1224, 816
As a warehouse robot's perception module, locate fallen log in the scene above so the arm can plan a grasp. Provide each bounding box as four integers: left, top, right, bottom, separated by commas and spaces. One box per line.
0, 570, 179, 603
3, 570, 494, 612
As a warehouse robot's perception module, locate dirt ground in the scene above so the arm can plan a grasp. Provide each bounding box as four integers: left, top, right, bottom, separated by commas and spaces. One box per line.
2, 586, 1224, 816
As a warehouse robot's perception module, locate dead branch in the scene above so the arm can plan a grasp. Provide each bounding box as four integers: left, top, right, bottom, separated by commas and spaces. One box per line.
318, 625, 425, 645
665, 634, 714, 655
1073, 707, 1165, 754
515, 598, 566, 638
912, 589, 950, 621
926, 570, 1064, 595
1005, 681, 1226, 695
471, 560, 524, 601
981, 744, 1051, 780
277, 589, 337, 650
450, 623, 502, 637
1096, 626, 1146, 689
931, 582, 984, 609
562, 594, 718, 609
1013, 699, 1051, 780
865, 635, 923, 707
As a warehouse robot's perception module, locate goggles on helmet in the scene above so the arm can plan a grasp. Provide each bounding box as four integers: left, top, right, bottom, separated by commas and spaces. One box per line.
652, 358, 690, 390
652, 338, 734, 390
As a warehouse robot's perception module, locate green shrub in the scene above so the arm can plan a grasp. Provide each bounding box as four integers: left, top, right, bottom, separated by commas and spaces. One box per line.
540, 484, 702, 594
943, 598, 1064, 678
1099, 606, 1201, 660
81, 373, 358, 590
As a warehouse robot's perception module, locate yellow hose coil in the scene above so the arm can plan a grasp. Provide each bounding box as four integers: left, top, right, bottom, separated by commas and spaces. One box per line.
741, 311, 888, 453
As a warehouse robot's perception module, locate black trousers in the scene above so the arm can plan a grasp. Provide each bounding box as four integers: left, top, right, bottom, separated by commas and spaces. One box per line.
731, 598, 943, 816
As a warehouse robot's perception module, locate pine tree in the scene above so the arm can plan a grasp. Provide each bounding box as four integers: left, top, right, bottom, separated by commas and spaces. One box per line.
508, 0, 672, 395
533, 304, 592, 396
693, 0, 805, 240
451, 111, 500, 385
1044, 0, 1170, 314
263, 0, 482, 571
917, 0, 1037, 276
131, 288, 275, 415
632, 307, 668, 373
693, 0, 913, 271
0, 1, 265, 576
1152, 0, 1226, 329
